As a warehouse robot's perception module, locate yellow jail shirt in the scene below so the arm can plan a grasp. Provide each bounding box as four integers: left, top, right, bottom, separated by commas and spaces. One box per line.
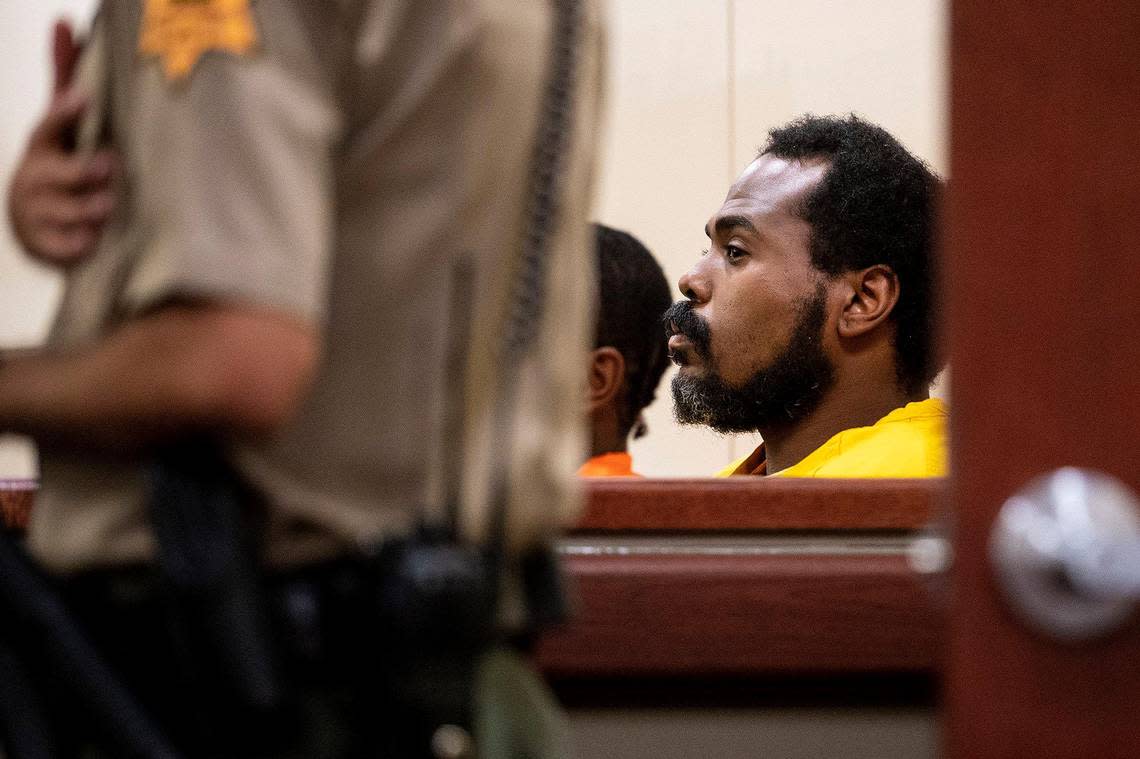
717, 398, 948, 478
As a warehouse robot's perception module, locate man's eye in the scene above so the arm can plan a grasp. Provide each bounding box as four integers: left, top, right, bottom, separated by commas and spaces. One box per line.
725, 245, 746, 262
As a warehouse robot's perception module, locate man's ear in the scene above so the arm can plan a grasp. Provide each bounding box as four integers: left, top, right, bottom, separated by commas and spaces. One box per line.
837, 265, 900, 339
587, 346, 626, 413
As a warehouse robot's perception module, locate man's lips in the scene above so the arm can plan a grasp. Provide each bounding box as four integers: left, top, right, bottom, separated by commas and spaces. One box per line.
667, 333, 700, 367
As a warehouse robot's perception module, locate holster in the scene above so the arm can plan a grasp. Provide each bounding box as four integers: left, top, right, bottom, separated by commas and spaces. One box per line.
357, 529, 499, 757
146, 439, 283, 748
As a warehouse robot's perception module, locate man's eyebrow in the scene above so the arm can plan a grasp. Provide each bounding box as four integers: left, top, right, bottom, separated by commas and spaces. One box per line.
712, 214, 759, 238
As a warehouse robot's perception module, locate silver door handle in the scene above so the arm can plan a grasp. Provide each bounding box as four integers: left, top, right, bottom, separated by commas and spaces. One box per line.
990, 467, 1140, 641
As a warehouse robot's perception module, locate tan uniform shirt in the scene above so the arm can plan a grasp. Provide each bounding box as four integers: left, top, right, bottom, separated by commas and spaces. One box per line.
28, 0, 605, 573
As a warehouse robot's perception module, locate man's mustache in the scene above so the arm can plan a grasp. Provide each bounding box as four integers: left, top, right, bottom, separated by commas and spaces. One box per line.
662, 300, 712, 359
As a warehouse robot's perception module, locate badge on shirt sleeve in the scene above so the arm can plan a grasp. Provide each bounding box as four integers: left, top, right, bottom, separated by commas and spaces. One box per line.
138, 0, 258, 82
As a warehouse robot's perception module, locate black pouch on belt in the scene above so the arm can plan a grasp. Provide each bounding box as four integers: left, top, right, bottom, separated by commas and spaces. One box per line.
358, 526, 498, 755
146, 439, 283, 740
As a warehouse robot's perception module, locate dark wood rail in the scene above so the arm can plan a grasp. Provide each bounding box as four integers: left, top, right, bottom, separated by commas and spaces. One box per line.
0, 480, 35, 531
541, 478, 945, 679
2, 478, 944, 678
3, 477, 942, 532
576, 477, 941, 531
537, 549, 943, 677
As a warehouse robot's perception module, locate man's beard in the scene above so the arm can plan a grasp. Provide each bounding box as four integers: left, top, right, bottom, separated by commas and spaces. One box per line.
665, 286, 835, 434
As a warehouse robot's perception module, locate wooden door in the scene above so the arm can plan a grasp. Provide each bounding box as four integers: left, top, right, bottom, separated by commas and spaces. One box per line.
947, 0, 1140, 756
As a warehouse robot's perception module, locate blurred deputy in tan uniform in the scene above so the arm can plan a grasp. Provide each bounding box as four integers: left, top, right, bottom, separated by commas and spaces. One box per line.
1, 0, 604, 756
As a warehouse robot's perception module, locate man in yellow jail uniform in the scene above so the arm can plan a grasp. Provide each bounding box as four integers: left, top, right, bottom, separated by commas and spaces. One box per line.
1, 0, 605, 755
578, 224, 672, 478
664, 115, 946, 479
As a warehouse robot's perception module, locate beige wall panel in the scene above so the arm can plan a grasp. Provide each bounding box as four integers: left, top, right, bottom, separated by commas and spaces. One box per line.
596, 0, 740, 477
731, 0, 947, 175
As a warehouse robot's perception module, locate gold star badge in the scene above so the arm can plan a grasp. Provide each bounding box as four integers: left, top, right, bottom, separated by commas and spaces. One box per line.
139, 0, 258, 82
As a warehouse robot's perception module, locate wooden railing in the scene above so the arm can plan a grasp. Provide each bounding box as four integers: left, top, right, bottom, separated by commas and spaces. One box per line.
0, 479, 35, 532
537, 478, 945, 679
1, 477, 945, 680
575, 477, 937, 531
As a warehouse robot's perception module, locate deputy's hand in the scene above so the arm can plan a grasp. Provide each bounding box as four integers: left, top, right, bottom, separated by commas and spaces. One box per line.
7, 20, 120, 267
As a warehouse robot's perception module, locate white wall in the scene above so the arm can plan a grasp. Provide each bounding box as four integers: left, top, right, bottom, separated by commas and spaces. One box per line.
0, 2, 99, 346
593, 0, 740, 477
597, 0, 947, 476
0, 1, 946, 478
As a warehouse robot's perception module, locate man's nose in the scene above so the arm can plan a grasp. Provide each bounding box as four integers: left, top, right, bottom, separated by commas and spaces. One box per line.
678, 261, 709, 304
